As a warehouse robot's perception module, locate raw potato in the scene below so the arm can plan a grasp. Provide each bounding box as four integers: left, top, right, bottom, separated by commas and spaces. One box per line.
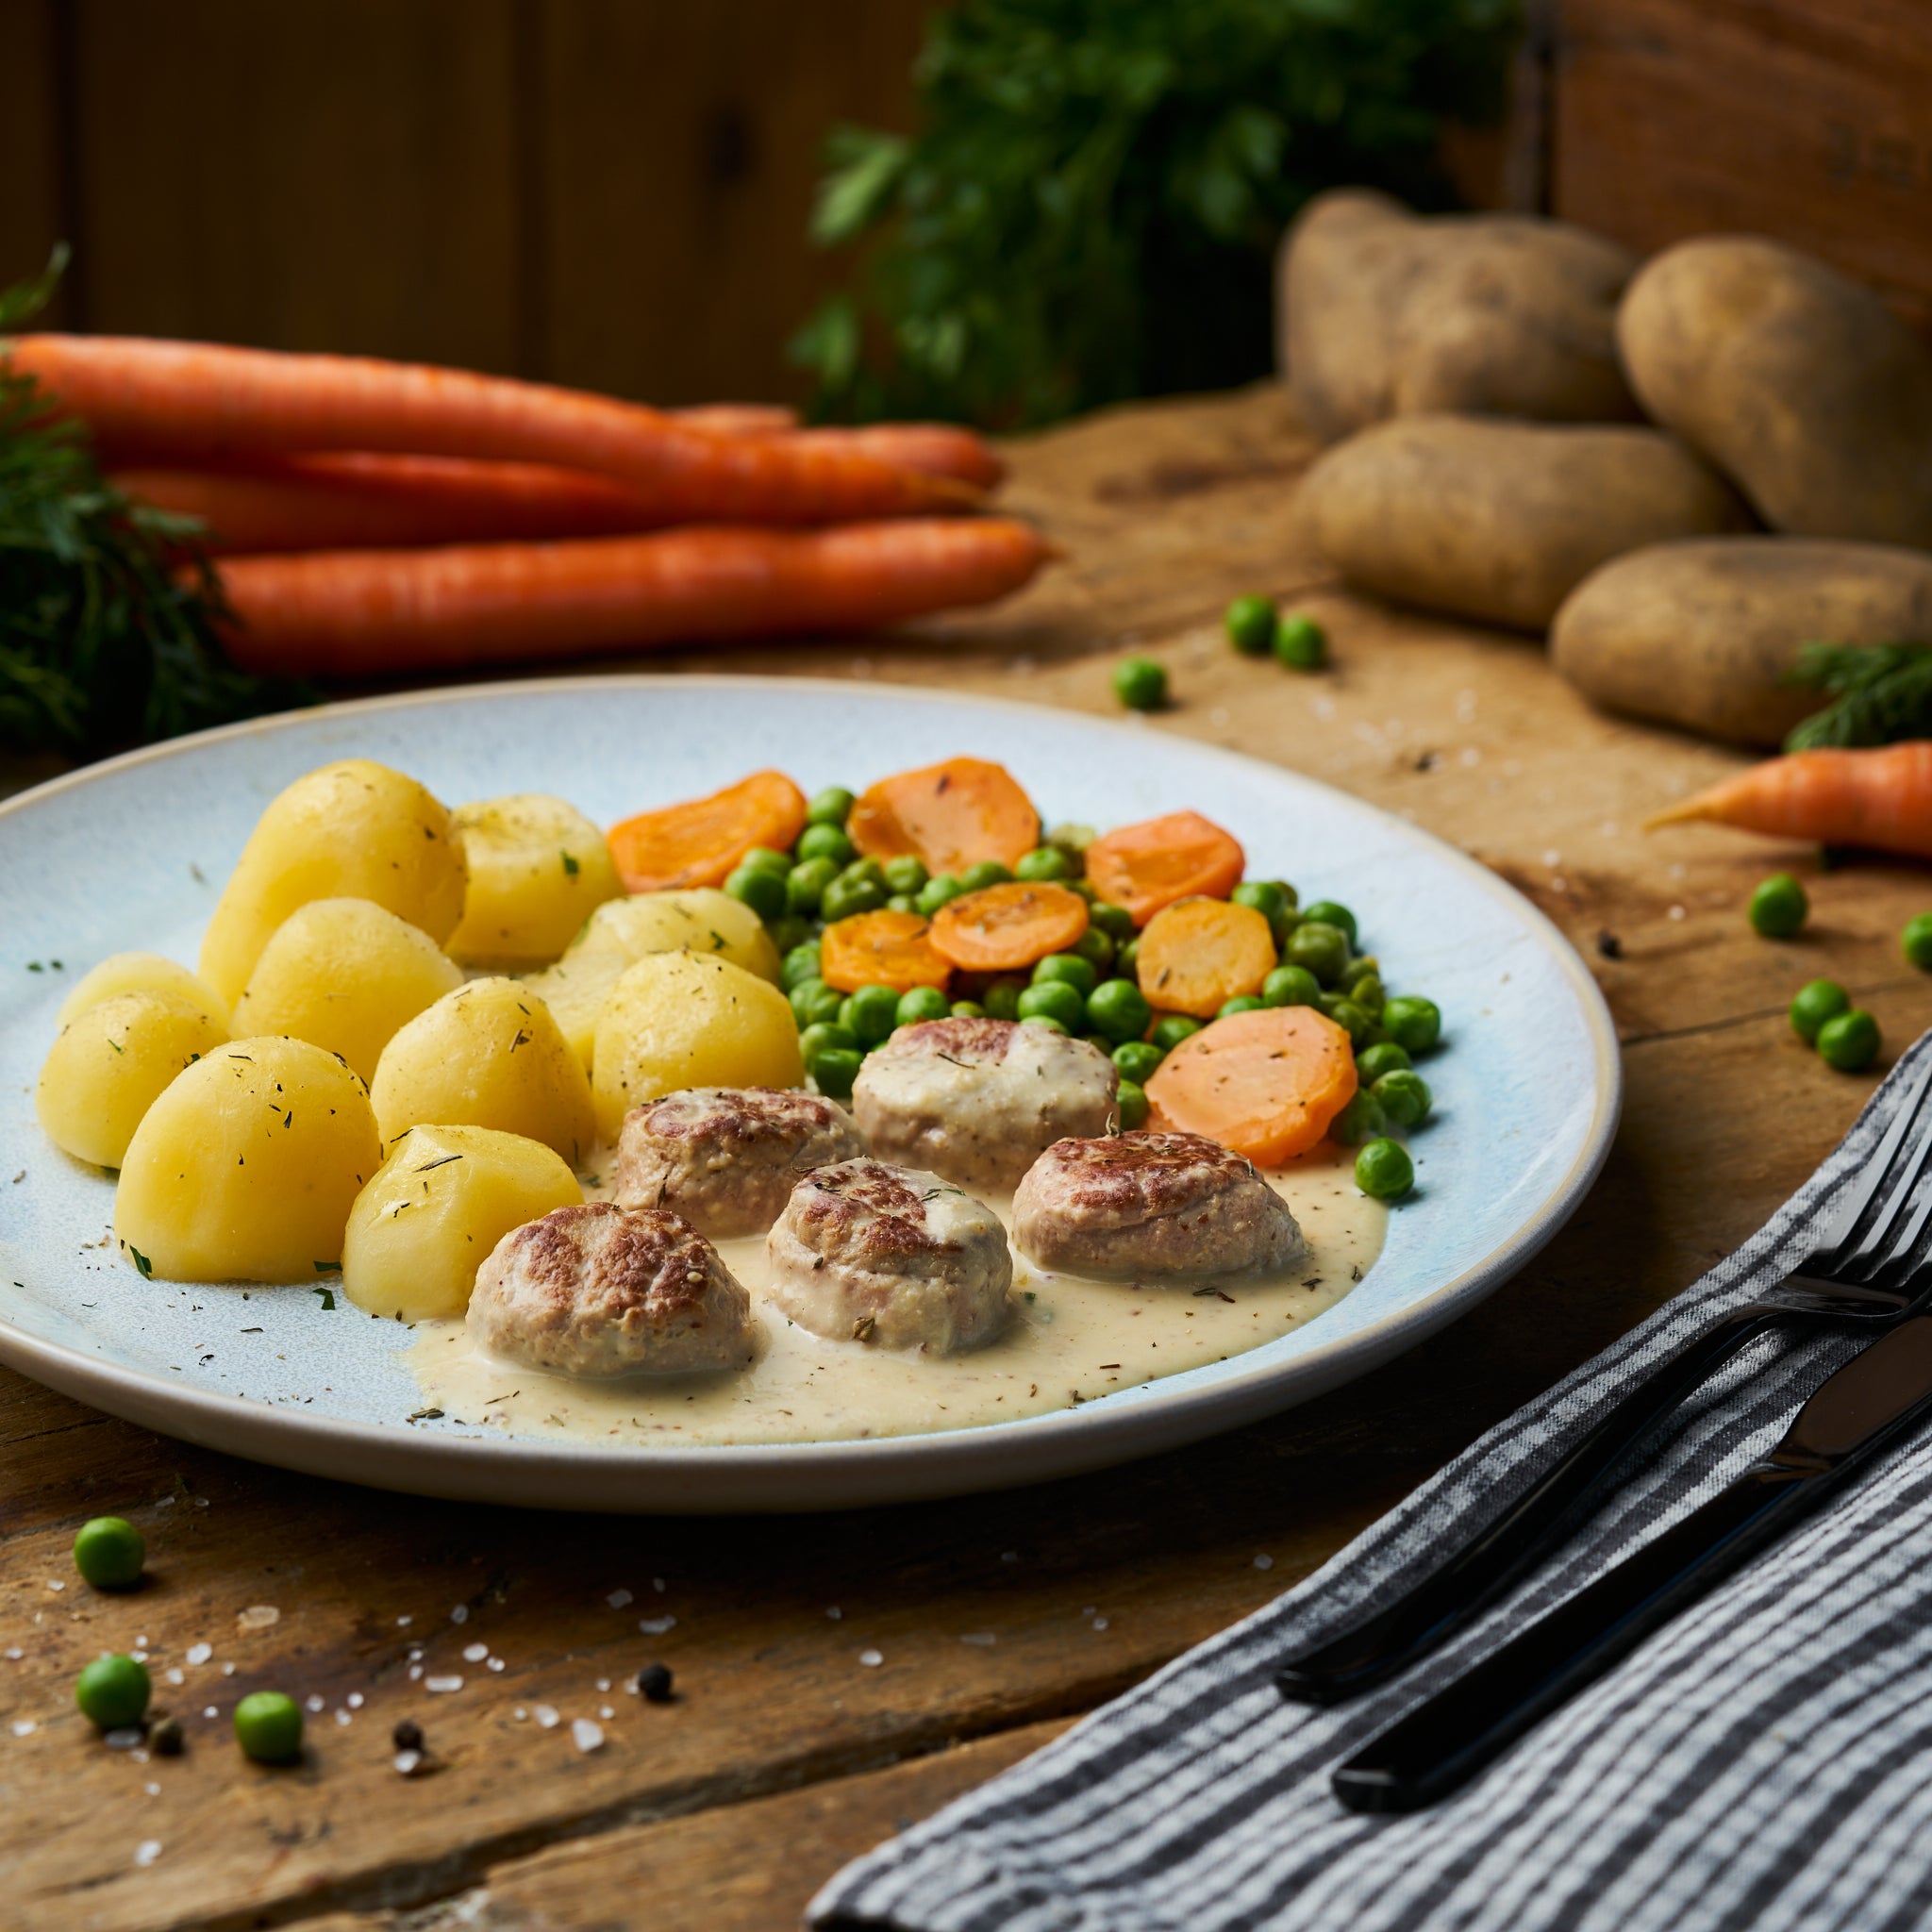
1552, 537, 1932, 746
57, 952, 230, 1030
1278, 189, 1641, 443
1618, 238, 1932, 547
36, 990, 230, 1168
114, 1037, 381, 1283
341, 1123, 580, 1321
445, 793, 623, 965
198, 758, 468, 1006
591, 951, 804, 1141
1301, 415, 1752, 631
371, 976, 595, 1164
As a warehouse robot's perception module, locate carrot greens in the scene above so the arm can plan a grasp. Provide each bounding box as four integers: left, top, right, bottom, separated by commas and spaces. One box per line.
1784, 641, 1932, 753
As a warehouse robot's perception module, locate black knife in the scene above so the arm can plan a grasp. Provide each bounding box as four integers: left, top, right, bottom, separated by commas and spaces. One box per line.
1332, 1315, 1932, 1814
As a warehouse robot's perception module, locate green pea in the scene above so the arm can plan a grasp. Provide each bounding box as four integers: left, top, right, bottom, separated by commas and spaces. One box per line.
1748, 873, 1808, 939
1017, 980, 1087, 1030
915, 873, 966, 918
983, 981, 1024, 1022
885, 893, 919, 914
75, 1654, 150, 1729
724, 864, 787, 924
1818, 1008, 1880, 1073
1903, 914, 1932, 970
790, 977, 844, 1028
1224, 595, 1278, 657
820, 875, 885, 924
1021, 1013, 1071, 1035
73, 1516, 144, 1591
1382, 995, 1442, 1055
1088, 901, 1136, 941
841, 985, 903, 1046
1117, 938, 1141, 977
1373, 1069, 1433, 1128
1112, 1040, 1163, 1084
783, 856, 836, 915
1114, 656, 1168, 711
767, 913, 811, 956
1347, 974, 1387, 1018
1339, 953, 1380, 991
812, 1047, 863, 1098
1262, 964, 1322, 1009
1072, 926, 1116, 972
1033, 954, 1098, 997
1789, 977, 1850, 1044
950, 999, 986, 1020
1219, 994, 1267, 1017
780, 943, 824, 991
1319, 996, 1373, 1046
799, 1019, 858, 1065
896, 985, 950, 1027
1274, 613, 1328, 672
1150, 1014, 1203, 1054
1355, 1137, 1414, 1201
796, 822, 856, 866
1286, 921, 1350, 986
741, 845, 793, 878
806, 786, 856, 828
841, 857, 888, 890
1015, 845, 1074, 882
1355, 1040, 1412, 1083
1268, 907, 1302, 949
1231, 880, 1288, 924
883, 855, 929, 897
958, 860, 1013, 892
1087, 977, 1153, 1043
1300, 899, 1357, 948
1114, 1079, 1150, 1130
1330, 1091, 1387, 1146
234, 1690, 304, 1764
1069, 878, 1100, 903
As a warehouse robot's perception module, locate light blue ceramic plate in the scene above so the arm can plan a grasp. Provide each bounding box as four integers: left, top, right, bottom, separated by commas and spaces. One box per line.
0, 677, 1618, 1512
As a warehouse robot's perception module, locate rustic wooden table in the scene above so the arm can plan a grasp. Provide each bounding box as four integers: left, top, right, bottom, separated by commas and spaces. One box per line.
6, 387, 1931, 1932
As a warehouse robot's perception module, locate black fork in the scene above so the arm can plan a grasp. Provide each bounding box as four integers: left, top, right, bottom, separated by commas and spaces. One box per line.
1276, 1054, 1932, 1706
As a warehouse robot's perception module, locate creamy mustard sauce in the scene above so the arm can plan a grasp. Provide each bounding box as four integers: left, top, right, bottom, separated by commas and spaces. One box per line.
407, 1152, 1385, 1447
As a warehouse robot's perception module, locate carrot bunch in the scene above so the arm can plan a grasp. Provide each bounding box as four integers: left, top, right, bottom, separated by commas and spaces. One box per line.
1, 334, 1045, 678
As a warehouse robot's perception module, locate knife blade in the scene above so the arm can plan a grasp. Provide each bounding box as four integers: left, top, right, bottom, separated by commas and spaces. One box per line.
1332, 1315, 1932, 1814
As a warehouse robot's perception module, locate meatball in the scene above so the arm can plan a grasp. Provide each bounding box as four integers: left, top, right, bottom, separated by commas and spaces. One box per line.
1012, 1130, 1306, 1280
852, 1016, 1118, 1191
468, 1201, 755, 1376
613, 1086, 867, 1238
766, 1158, 1012, 1354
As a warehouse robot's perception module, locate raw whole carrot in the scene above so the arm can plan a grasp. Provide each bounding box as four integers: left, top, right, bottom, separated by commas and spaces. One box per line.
1083, 810, 1246, 927
7, 334, 974, 524
847, 758, 1041, 876
927, 880, 1090, 972
214, 519, 1053, 678
800, 425, 1004, 491
1135, 898, 1277, 1018
1647, 744, 1932, 859
607, 770, 808, 893
1145, 1007, 1357, 1166
820, 910, 953, 993
673, 404, 798, 437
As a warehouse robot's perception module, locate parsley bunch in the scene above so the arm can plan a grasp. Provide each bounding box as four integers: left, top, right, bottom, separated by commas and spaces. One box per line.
1785, 642, 1932, 753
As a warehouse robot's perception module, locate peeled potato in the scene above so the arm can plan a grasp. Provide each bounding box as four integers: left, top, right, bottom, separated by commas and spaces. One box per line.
445, 793, 623, 965
341, 1123, 580, 1321
37, 990, 230, 1168
591, 951, 803, 1141
198, 758, 468, 1006
58, 952, 231, 1030
114, 1037, 381, 1283
231, 897, 464, 1083
370, 976, 595, 1164
522, 948, 632, 1074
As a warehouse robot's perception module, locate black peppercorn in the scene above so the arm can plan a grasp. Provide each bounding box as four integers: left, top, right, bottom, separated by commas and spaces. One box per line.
637, 1663, 674, 1704
392, 1717, 425, 1752
148, 1714, 183, 1757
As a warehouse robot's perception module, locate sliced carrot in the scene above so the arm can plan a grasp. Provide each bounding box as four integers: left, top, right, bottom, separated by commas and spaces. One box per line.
847, 758, 1041, 876
927, 881, 1090, 973
1083, 810, 1246, 927
607, 770, 807, 892
820, 910, 953, 994
1135, 898, 1277, 1018
1145, 1007, 1357, 1166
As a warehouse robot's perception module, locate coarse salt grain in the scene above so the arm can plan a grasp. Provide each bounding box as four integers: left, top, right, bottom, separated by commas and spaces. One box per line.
450, 1605, 469, 1624
144, 1782, 159, 1796
595, 1677, 610, 1692
45, 1581, 62, 1592
347, 1691, 364, 1708
858, 1649, 884, 1668
514, 1707, 528, 1721
185, 1642, 211, 1666
134, 1840, 160, 1868
202, 1707, 217, 1719
1093, 1618, 1110, 1631
4, 1648, 21, 1660
10, 1720, 35, 1737
221, 1663, 235, 1676
408, 1665, 423, 1681
105, 1727, 144, 1750
599, 1705, 614, 1720
334, 1709, 352, 1726
572, 1718, 604, 1753
826, 1607, 842, 1621
425, 1675, 462, 1694
236, 1605, 279, 1631
463, 1642, 488, 1663
487, 1657, 505, 1673
396, 1615, 412, 1627
305, 1694, 325, 1713
393, 1749, 424, 1776
638, 1614, 675, 1636
607, 1589, 633, 1609
960, 1632, 997, 1646
164, 1668, 184, 1687
1253, 1554, 1274, 1571
652, 1577, 666, 1592
535, 1705, 559, 1728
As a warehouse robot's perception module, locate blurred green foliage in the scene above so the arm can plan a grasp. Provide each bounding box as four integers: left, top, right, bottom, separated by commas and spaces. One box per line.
791, 0, 1520, 428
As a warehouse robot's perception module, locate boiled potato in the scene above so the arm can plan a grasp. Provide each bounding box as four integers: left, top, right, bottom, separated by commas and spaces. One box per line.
114, 1037, 381, 1283
199, 759, 468, 1006
58, 952, 230, 1030
371, 976, 595, 1164
37, 990, 230, 1168
341, 1124, 580, 1321
231, 897, 464, 1082
591, 951, 803, 1141
445, 793, 622, 966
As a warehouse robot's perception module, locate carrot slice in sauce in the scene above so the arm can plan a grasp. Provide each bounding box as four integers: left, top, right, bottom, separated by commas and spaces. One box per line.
1145, 1007, 1357, 1166
1135, 897, 1277, 1019
607, 769, 807, 892
847, 757, 1041, 875
1083, 809, 1245, 926
928, 880, 1090, 972
820, 909, 953, 993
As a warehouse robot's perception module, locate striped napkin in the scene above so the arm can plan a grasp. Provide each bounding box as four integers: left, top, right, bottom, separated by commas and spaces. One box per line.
812, 1037, 1932, 1932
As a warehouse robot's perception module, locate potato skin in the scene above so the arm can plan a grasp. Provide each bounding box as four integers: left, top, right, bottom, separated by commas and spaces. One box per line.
198, 759, 467, 1006
1618, 238, 1932, 546
114, 1036, 381, 1283
1279, 189, 1640, 443
1551, 537, 1932, 746
37, 990, 230, 1168
341, 1123, 580, 1321
1301, 415, 1752, 631
445, 793, 623, 966
57, 952, 230, 1030
370, 976, 595, 1165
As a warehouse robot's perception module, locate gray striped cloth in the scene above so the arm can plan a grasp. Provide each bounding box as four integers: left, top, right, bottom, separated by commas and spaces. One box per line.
812, 1036, 1932, 1932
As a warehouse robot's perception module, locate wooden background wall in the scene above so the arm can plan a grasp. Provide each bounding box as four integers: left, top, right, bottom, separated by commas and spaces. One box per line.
4, 0, 1930, 408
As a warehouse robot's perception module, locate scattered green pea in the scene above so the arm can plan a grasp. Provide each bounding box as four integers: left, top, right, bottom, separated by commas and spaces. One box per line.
724, 864, 787, 924
1339, 954, 1380, 991
75, 1654, 150, 1730
883, 855, 929, 896
1904, 914, 1932, 971
1320, 995, 1373, 1046
741, 845, 793, 878
885, 893, 919, 915
842, 857, 888, 889
958, 860, 1013, 892
796, 822, 856, 866
805, 786, 856, 828
1330, 1091, 1387, 1146
896, 986, 951, 1027
915, 874, 966, 918
1150, 1014, 1203, 1053
1274, 613, 1328, 672
1231, 880, 1289, 924
1219, 994, 1267, 1018
1347, 974, 1387, 1017
1789, 977, 1850, 1044
1087, 977, 1153, 1044
1355, 1137, 1415, 1201
1224, 594, 1277, 657
789, 977, 844, 1028
841, 984, 903, 1046
1033, 953, 1098, 997
799, 1022, 858, 1071
784, 855, 838, 916
1373, 1068, 1433, 1128
1072, 926, 1116, 972
1382, 995, 1441, 1055
1818, 1008, 1880, 1074
1114, 1079, 1150, 1129
983, 981, 1024, 1022
1749, 873, 1808, 939
1114, 656, 1168, 711
1088, 901, 1137, 941
1355, 1040, 1412, 1083
812, 1047, 862, 1098
1112, 1040, 1163, 1085
1261, 964, 1322, 1009
1286, 921, 1350, 986
234, 1690, 304, 1765
1015, 845, 1074, 882
73, 1517, 144, 1591
950, 999, 986, 1020
820, 874, 885, 923
1017, 979, 1088, 1031
1300, 899, 1357, 947
1117, 937, 1141, 976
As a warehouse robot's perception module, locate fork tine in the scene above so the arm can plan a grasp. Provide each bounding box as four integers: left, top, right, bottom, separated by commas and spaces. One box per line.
1810, 1054, 1932, 1270
1841, 1075, 1932, 1276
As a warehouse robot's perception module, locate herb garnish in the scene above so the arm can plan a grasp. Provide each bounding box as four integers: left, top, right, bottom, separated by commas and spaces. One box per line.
1785, 641, 1932, 751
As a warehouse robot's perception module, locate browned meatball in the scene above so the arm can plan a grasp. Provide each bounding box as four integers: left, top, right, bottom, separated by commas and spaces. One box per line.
851, 1016, 1118, 1191
613, 1086, 867, 1238
468, 1201, 755, 1376
766, 1158, 1012, 1354
1011, 1131, 1306, 1280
